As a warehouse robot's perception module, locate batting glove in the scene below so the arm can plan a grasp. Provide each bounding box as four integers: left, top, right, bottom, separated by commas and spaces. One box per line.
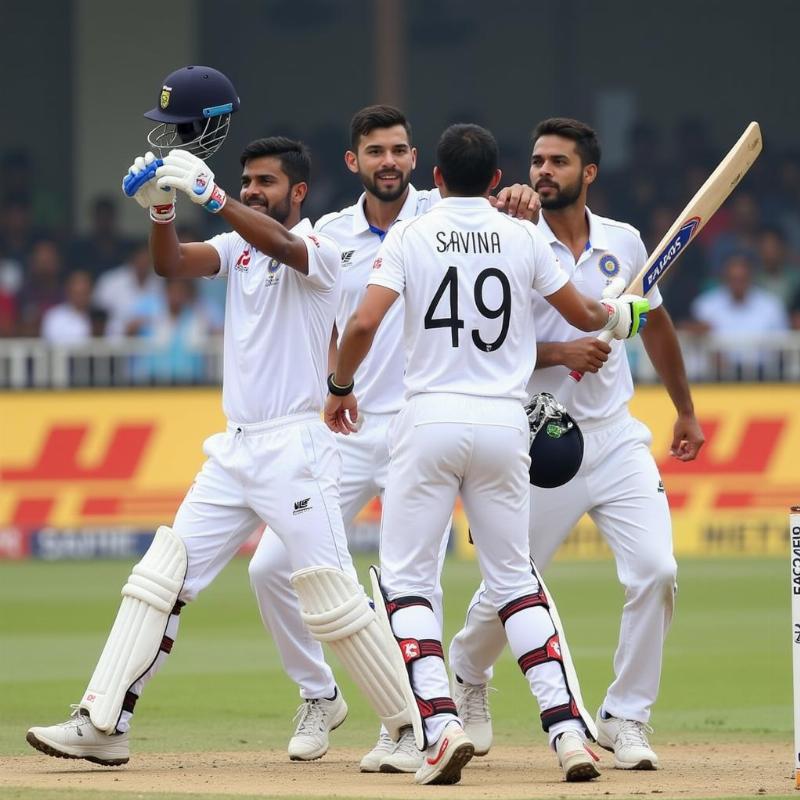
122, 152, 176, 224
156, 150, 227, 213
602, 295, 650, 339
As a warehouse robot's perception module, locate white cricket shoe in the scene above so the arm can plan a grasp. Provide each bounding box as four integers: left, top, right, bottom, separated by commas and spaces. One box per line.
451, 675, 492, 756
379, 726, 422, 772
26, 706, 129, 766
595, 710, 658, 770
359, 730, 395, 772
287, 690, 348, 761
414, 721, 474, 785
554, 729, 601, 782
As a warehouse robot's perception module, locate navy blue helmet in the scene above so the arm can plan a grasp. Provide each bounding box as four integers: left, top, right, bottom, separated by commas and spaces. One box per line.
144, 66, 240, 160
525, 393, 584, 488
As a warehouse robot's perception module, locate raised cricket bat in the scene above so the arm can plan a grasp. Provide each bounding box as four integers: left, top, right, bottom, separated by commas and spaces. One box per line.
567, 120, 762, 383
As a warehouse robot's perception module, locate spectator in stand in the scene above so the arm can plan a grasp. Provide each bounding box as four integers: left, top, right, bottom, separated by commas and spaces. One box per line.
68, 195, 134, 279
1, 149, 66, 233
0, 194, 39, 266
755, 226, 800, 308
16, 239, 64, 336
686, 252, 789, 378
127, 278, 211, 384
705, 191, 761, 275
41, 270, 94, 345
93, 242, 164, 337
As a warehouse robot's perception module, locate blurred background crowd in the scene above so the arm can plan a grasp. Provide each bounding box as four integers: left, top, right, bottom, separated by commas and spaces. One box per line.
1, 0, 797, 387
1, 115, 798, 385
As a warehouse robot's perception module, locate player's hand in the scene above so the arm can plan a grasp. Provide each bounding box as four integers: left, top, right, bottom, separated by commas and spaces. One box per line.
122, 152, 176, 223
156, 150, 227, 213
670, 412, 705, 462
602, 295, 649, 340
561, 337, 612, 373
490, 184, 540, 221
324, 392, 359, 435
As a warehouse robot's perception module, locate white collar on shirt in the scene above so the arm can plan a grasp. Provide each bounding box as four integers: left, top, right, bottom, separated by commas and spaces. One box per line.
351, 184, 421, 235
537, 206, 609, 254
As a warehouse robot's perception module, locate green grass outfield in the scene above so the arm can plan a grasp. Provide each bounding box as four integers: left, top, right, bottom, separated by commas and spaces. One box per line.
0, 553, 790, 758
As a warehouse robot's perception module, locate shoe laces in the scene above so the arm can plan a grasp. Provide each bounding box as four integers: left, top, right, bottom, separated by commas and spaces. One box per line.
63, 704, 90, 729
617, 719, 654, 749
292, 699, 327, 736
458, 683, 493, 722
394, 728, 419, 757
376, 730, 394, 750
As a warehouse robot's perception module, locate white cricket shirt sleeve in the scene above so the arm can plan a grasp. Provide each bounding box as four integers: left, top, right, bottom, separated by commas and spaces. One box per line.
204, 232, 233, 279
367, 224, 406, 295
527, 224, 569, 296
302, 232, 339, 291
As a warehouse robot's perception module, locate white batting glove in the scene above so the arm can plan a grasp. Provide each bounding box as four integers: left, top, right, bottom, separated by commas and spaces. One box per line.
601, 294, 650, 340
122, 152, 176, 224
156, 150, 227, 213
601, 276, 627, 300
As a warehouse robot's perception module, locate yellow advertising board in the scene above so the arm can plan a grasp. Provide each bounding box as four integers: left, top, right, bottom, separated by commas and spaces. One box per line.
0, 385, 797, 558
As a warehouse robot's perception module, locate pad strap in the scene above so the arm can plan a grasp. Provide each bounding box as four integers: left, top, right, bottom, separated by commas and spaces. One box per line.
498, 589, 549, 625
417, 696, 458, 719
541, 699, 583, 730
517, 632, 562, 673
397, 638, 444, 663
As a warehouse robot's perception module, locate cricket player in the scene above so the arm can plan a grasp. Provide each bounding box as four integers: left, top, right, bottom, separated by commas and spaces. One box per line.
325, 123, 650, 784
247, 105, 540, 770
449, 117, 705, 770
26, 130, 422, 765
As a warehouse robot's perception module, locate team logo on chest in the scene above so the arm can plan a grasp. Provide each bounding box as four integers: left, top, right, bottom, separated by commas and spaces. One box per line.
341, 249, 356, 267
598, 253, 620, 278
265, 257, 282, 287
235, 247, 251, 272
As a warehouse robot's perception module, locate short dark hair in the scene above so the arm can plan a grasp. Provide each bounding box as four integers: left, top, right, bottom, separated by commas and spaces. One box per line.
436, 123, 498, 196
350, 105, 412, 150
531, 117, 601, 168
240, 137, 311, 187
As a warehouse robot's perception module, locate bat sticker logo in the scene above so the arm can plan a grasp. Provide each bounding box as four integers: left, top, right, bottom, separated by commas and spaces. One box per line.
643, 216, 701, 292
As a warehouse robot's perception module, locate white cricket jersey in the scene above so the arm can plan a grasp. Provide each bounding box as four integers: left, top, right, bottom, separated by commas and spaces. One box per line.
526, 208, 663, 424
369, 196, 568, 402
315, 185, 439, 414
206, 218, 340, 424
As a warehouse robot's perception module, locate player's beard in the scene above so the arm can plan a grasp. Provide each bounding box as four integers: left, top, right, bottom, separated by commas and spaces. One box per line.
361, 167, 411, 202
247, 192, 292, 225
536, 174, 583, 211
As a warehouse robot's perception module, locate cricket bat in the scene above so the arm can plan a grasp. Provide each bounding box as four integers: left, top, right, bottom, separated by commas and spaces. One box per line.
567, 120, 763, 383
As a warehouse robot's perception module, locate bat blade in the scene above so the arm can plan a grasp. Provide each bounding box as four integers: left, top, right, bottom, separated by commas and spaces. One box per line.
629, 121, 762, 297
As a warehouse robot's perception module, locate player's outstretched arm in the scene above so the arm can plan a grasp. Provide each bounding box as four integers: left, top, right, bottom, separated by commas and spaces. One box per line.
156, 150, 311, 274
640, 306, 705, 461
324, 285, 399, 435
545, 281, 649, 339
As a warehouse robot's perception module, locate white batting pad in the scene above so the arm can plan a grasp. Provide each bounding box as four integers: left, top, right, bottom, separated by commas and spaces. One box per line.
290, 566, 422, 745
81, 526, 187, 733
531, 561, 597, 740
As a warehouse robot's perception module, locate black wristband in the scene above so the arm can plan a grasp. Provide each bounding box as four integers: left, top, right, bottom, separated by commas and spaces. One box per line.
327, 372, 354, 396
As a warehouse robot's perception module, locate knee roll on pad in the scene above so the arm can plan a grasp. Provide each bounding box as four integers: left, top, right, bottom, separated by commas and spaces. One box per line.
290, 566, 424, 748
81, 526, 188, 733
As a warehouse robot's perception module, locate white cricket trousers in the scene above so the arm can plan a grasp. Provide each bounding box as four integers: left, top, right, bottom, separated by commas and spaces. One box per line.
248, 411, 448, 699
449, 411, 676, 724
380, 393, 578, 746
117, 413, 354, 730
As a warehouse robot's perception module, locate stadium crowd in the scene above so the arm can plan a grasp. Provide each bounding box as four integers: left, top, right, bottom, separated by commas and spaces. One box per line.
1, 118, 799, 383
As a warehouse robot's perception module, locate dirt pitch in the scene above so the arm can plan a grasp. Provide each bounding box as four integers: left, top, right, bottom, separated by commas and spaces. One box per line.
0, 743, 794, 799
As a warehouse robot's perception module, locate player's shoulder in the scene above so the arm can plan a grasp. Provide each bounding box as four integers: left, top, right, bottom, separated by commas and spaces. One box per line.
591, 213, 644, 247
314, 206, 356, 235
